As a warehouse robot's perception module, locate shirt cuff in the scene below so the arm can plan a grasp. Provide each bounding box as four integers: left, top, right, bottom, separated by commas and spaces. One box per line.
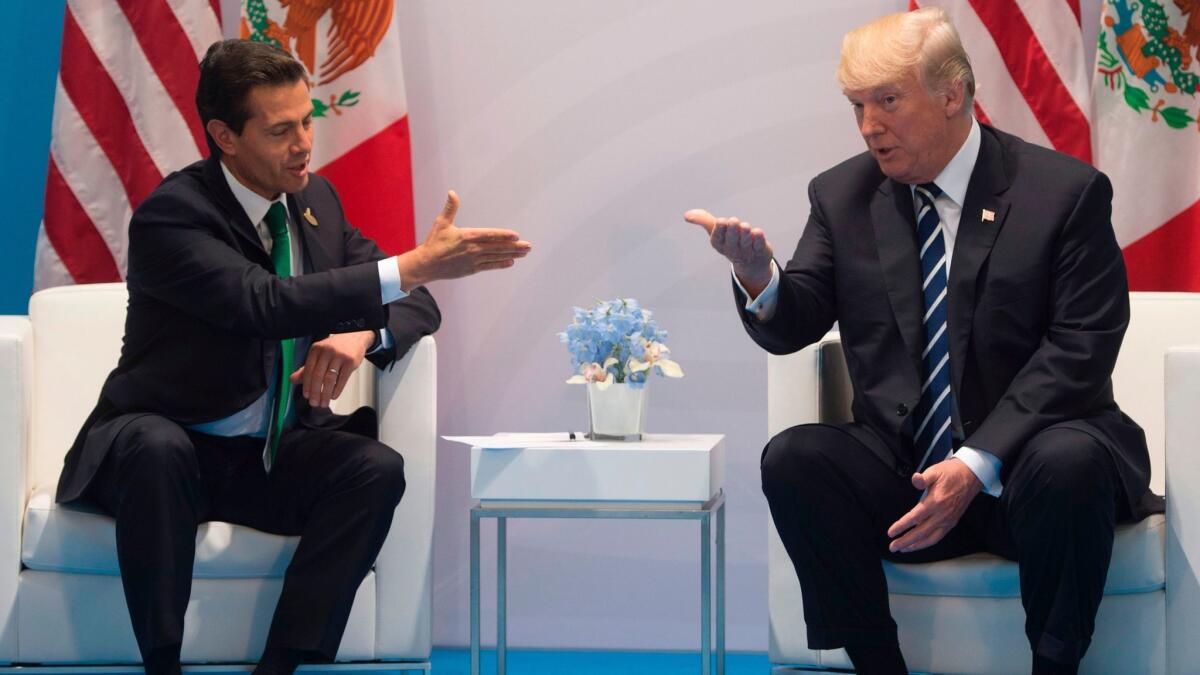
953, 446, 1003, 497
366, 328, 395, 355
732, 260, 780, 321
377, 257, 408, 304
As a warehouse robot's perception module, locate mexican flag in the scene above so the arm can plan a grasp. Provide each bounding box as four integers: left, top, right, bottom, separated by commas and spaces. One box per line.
240, 0, 416, 254
1093, 0, 1200, 290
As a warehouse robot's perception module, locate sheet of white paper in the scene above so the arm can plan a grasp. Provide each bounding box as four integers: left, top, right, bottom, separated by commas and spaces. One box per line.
442, 433, 602, 450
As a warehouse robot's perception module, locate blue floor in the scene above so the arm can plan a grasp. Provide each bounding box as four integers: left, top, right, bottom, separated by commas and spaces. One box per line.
430, 649, 773, 674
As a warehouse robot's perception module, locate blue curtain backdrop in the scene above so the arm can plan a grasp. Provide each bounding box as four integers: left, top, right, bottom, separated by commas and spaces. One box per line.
0, 2, 67, 315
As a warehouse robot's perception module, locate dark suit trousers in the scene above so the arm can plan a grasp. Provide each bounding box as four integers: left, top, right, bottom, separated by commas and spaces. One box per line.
85, 415, 407, 671
762, 422, 1127, 667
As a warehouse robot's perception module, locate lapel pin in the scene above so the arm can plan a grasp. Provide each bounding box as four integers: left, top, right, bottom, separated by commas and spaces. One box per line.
303, 207, 318, 227
981, 209, 995, 222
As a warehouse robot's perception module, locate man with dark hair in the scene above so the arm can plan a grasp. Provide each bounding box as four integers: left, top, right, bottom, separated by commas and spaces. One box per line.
687, 9, 1158, 675
56, 39, 531, 675
194, 37, 310, 157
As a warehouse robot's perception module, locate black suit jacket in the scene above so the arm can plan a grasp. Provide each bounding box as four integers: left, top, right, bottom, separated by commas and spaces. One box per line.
739, 124, 1160, 520
57, 155, 441, 503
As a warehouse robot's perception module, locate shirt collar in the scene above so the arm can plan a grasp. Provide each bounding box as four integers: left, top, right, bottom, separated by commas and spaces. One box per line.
220, 160, 286, 226
925, 117, 980, 207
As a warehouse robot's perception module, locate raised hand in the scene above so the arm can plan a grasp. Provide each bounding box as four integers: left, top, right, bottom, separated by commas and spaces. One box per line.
684, 208, 775, 296
399, 191, 532, 288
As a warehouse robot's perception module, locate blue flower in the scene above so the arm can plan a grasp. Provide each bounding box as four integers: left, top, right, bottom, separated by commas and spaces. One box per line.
561, 298, 683, 385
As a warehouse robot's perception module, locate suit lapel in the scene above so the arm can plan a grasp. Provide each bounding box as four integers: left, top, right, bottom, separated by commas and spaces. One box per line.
289, 192, 335, 274
201, 156, 270, 263
947, 126, 1012, 397
872, 179, 925, 381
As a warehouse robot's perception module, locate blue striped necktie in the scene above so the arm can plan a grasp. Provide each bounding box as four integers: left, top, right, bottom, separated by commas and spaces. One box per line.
913, 183, 954, 470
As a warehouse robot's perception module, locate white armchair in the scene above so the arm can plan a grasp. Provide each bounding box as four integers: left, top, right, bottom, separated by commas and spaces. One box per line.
766, 292, 1200, 674
0, 283, 436, 668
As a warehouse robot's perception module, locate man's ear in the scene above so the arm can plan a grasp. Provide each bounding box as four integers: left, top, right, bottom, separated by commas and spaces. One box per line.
206, 118, 239, 157
943, 79, 966, 119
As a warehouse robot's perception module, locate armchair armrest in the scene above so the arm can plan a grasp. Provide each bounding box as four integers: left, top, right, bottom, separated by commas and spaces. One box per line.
765, 332, 847, 666
1166, 346, 1200, 673
0, 317, 31, 661
766, 332, 847, 436
373, 336, 436, 659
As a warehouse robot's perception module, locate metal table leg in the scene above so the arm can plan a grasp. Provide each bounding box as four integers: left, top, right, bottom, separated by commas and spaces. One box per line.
497, 517, 507, 675
471, 492, 726, 675
470, 510, 481, 675
717, 500, 725, 675
701, 511, 711, 675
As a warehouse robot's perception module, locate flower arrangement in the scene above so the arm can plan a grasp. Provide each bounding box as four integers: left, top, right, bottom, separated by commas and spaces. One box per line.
559, 298, 683, 390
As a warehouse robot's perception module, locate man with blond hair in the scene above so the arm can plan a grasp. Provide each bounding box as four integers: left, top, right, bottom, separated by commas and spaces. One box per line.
687, 8, 1159, 674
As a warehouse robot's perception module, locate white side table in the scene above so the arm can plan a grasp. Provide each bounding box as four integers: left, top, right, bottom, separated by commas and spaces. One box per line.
467, 433, 726, 675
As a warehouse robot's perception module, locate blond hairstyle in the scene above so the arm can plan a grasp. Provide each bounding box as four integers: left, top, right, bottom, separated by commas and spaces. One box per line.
837, 7, 975, 111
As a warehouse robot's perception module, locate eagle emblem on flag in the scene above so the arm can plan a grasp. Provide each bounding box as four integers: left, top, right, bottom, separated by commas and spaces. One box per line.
1097, 0, 1200, 130
241, 0, 394, 117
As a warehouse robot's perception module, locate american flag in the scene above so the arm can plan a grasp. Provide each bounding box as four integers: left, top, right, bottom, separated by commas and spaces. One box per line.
910, 0, 1092, 162
34, 0, 222, 290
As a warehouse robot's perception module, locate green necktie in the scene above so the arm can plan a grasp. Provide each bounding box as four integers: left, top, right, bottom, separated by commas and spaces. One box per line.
264, 202, 293, 468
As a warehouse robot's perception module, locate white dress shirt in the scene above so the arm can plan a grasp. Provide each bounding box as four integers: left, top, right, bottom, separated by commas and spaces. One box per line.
188, 162, 407, 441
736, 118, 1005, 496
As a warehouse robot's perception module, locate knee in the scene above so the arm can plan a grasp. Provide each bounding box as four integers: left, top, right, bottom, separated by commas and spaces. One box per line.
115, 418, 196, 477
358, 443, 407, 505
761, 425, 836, 497
1017, 429, 1114, 508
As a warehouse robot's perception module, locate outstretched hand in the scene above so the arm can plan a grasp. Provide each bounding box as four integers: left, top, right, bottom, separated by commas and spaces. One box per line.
684, 208, 775, 295
400, 191, 532, 287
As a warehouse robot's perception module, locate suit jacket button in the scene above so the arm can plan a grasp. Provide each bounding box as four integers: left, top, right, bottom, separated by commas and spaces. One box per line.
896, 403, 908, 417
355, 319, 366, 328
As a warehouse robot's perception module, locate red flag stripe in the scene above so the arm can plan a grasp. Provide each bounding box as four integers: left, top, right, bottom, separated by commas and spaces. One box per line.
318, 117, 416, 255
1122, 199, 1200, 292
42, 159, 122, 283
116, 0, 209, 157
1065, 0, 1081, 26
966, 0, 1092, 163
60, 9, 163, 209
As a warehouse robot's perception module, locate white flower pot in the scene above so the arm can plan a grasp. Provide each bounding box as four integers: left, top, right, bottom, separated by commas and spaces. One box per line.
586, 381, 648, 440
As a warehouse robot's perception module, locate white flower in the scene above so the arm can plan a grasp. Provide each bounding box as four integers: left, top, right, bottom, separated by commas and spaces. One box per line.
655, 359, 684, 378
627, 340, 682, 378
645, 341, 669, 361
566, 362, 616, 389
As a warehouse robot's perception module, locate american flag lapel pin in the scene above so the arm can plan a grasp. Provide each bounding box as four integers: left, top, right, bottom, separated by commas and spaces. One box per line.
303, 207, 318, 227
981, 209, 995, 222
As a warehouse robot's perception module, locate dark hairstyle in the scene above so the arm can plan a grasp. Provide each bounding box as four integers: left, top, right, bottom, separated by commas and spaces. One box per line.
195, 39, 308, 157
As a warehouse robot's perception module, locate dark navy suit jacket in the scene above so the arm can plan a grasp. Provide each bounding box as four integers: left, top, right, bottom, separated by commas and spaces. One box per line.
738, 124, 1160, 520
58, 155, 441, 503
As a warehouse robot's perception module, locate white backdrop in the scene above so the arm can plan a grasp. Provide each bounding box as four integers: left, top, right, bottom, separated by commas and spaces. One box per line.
212, 0, 1105, 653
